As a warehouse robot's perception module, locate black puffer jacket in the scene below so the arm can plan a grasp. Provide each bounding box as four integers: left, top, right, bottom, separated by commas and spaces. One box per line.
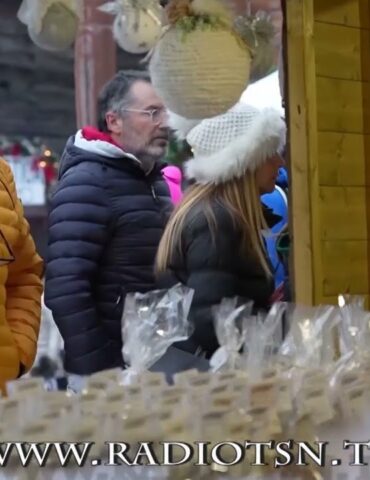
45, 136, 172, 375
158, 201, 277, 357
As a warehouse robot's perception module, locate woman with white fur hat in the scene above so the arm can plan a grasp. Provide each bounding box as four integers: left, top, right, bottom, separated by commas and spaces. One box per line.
156, 103, 286, 357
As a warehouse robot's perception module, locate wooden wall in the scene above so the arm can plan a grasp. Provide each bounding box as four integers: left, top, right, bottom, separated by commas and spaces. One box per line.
286, 0, 370, 305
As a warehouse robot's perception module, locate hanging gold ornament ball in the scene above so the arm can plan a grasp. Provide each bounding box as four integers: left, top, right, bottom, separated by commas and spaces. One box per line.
28, 2, 79, 52
149, 0, 252, 119
113, 1, 164, 55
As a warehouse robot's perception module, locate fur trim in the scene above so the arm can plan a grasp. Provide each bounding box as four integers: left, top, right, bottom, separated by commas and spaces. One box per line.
168, 111, 203, 140
185, 109, 286, 184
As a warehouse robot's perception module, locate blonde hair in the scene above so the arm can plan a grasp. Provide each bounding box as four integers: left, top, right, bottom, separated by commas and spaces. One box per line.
156, 172, 272, 277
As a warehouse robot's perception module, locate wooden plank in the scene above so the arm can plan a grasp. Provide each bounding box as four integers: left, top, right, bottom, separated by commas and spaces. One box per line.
319, 186, 368, 240
361, 26, 370, 84
314, 0, 370, 29
285, 0, 315, 305
322, 240, 369, 296
314, 22, 369, 81
318, 132, 370, 186
303, 0, 324, 306
317, 77, 370, 134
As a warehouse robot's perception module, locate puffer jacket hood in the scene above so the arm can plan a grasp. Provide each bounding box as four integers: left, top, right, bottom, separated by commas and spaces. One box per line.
59, 127, 144, 180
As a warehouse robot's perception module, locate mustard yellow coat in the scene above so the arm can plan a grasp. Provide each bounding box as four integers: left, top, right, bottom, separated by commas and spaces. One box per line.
0, 158, 43, 392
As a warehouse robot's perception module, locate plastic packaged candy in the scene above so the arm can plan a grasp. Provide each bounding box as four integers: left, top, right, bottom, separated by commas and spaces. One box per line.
121, 284, 194, 384
243, 302, 286, 382
279, 304, 338, 372
85, 367, 122, 393
17, 0, 81, 52
210, 298, 253, 371
6, 377, 45, 397
328, 295, 370, 424
337, 294, 370, 361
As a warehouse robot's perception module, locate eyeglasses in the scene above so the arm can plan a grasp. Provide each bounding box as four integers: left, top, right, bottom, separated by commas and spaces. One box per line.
122, 107, 168, 123
0, 229, 14, 266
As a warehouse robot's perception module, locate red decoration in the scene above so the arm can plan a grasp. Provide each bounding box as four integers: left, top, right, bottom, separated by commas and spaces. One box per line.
0, 138, 59, 192
43, 163, 57, 183
11, 144, 21, 156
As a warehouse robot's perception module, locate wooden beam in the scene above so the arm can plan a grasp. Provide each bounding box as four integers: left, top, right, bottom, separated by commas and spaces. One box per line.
285, 0, 321, 305
74, 0, 117, 128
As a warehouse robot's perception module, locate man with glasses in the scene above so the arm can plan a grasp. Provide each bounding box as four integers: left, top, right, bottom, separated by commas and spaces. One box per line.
45, 71, 172, 382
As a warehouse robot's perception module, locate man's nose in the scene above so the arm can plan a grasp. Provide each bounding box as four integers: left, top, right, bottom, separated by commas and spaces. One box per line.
158, 110, 169, 129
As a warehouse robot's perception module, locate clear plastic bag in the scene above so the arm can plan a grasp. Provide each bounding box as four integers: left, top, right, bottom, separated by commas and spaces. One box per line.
244, 302, 286, 382
279, 304, 338, 370
278, 305, 339, 425
337, 294, 370, 360
328, 295, 370, 417
17, 0, 81, 52
210, 298, 253, 372
121, 284, 194, 384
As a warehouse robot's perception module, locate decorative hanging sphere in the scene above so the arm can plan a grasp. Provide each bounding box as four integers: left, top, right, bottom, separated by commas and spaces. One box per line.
113, 0, 163, 54
22, 1, 79, 52
149, 0, 252, 119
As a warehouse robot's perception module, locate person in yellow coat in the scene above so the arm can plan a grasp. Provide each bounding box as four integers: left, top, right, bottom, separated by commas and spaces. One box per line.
0, 157, 43, 393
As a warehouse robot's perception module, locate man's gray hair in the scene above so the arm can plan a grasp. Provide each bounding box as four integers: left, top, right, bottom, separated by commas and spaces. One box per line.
97, 70, 150, 132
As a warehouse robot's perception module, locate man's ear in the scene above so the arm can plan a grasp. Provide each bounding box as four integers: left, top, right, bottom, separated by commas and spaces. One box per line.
105, 111, 123, 135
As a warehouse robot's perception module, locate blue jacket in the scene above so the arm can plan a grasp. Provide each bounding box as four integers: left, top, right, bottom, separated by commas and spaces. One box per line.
261, 167, 289, 287
45, 134, 172, 375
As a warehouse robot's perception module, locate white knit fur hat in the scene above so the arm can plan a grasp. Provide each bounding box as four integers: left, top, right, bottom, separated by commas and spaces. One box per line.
170, 103, 286, 185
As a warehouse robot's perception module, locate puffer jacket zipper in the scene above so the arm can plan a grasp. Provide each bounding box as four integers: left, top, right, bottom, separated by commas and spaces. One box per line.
151, 184, 159, 203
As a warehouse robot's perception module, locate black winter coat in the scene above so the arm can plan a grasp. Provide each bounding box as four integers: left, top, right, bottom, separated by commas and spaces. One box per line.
45, 137, 172, 375
158, 201, 277, 357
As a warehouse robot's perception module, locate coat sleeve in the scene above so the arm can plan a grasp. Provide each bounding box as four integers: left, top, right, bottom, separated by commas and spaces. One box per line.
45, 169, 119, 375
3, 162, 43, 375
184, 212, 242, 355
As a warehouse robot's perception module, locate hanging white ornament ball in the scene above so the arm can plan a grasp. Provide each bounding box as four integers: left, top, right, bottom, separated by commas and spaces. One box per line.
149, 27, 251, 119
113, 2, 163, 55
28, 2, 79, 52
